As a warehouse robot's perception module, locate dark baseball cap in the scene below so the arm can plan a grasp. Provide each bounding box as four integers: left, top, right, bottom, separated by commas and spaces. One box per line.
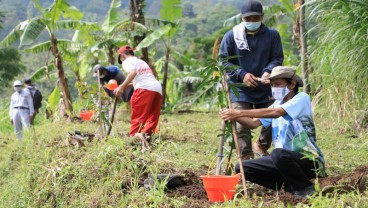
23, 77, 32, 84
241, 0, 263, 18
93, 64, 106, 77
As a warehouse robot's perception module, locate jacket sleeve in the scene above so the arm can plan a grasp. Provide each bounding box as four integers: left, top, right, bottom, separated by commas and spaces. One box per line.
219, 31, 247, 83
263, 30, 284, 73
27, 94, 35, 116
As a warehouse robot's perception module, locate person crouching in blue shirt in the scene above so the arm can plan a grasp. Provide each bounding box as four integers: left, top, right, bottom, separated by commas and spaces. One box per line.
219, 66, 326, 198
93, 64, 133, 102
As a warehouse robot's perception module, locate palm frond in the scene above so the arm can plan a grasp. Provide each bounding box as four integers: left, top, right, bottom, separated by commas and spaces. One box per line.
17, 17, 47, 47
24, 39, 76, 53
0, 23, 23, 47
54, 20, 99, 31
145, 18, 177, 28
160, 0, 182, 22
111, 20, 149, 38
102, 0, 121, 33
31, 64, 56, 81
223, 13, 241, 27
31, 0, 44, 15
136, 24, 172, 50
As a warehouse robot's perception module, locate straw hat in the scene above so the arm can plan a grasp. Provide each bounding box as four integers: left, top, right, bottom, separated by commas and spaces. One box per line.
268, 66, 304, 87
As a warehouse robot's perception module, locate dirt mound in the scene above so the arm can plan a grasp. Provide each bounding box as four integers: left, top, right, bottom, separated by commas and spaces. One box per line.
165, 166, 368, 207
319, 165, 368, 194
165, 169, 212, 207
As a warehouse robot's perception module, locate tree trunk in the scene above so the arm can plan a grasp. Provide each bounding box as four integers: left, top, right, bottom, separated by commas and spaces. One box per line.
50, 35, 73, 115
129, 0, 149, 64
107, 46, 115, 65
299, 0, 310, 93
162, 49, 170, 108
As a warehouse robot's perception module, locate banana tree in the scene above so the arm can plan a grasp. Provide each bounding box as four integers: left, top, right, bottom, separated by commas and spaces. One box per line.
129, 0, 150, 64
0, 0, 90, 115
73, 0, 149, 68
136, 0, 182, 108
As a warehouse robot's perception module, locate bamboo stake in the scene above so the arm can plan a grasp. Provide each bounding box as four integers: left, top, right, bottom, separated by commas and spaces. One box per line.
97, 72, 104, 138
213, 36, 227, 176
215, 121, 226, 175
223, 73, 248, 198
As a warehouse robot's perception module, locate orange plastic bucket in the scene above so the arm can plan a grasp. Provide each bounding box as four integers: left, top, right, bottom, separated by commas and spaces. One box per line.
200, 174, 240, 202
105, 79, 118, 90
80, 110, 94, 121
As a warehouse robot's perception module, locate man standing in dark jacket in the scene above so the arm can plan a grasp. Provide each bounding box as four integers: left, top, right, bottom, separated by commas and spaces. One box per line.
219, 0, 284, 159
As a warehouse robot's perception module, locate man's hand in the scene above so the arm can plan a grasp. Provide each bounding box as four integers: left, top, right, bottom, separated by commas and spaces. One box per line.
243, 73, 258, 87
113, 85, 124, 97
260, 72, 270, 84
10, 119, 13, 125
219, 109, 240, 121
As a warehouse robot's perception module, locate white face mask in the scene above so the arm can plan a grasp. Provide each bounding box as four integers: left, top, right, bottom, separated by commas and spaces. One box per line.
14, 86, 22, 92
271, 87, 290, 101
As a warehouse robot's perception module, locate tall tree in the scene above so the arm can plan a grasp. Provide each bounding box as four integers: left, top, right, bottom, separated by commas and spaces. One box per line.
136, 0, 182, 108
129, 0, 149, 64
0, 0, 91, 115
0, 1, 25, 89
298, 0, 309, 93
0, 48, 25, 88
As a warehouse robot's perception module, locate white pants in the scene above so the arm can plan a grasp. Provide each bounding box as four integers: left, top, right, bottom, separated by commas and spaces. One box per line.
12, 109, 31, 139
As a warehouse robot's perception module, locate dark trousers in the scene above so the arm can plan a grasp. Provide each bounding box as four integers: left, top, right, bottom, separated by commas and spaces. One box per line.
235, 148, 319, 191
231, 101, 273, 155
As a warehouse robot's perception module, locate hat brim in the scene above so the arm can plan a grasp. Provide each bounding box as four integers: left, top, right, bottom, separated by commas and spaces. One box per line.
241, 12, 263, 18
269, 74, 304, 87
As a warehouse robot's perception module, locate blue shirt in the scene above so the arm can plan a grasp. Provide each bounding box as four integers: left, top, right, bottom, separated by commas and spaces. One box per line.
259, 92, 326, 176
219, 24, 284, 103
100, 65, 126, 85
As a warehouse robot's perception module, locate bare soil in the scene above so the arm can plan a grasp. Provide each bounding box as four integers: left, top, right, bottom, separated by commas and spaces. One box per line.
163, 165, 368, 207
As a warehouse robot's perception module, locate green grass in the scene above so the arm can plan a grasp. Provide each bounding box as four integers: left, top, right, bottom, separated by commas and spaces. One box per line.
0, 104, 367, 207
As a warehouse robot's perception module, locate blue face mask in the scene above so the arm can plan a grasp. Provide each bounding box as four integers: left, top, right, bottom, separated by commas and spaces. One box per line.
243, 21, 261, 31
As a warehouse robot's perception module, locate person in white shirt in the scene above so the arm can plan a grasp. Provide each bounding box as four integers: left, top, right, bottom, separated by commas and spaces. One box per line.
114, 45, 162, 141
9, 80, 35, 139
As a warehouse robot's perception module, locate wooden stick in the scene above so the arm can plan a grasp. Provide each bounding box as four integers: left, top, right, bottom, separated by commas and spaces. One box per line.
107, 96, 118, 136
97, 72, 104, 137
215, 121, 226, 175
223, 73, 248, 198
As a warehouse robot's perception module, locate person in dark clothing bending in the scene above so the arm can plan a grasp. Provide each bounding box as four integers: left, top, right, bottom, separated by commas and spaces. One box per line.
93, 64, 133, 102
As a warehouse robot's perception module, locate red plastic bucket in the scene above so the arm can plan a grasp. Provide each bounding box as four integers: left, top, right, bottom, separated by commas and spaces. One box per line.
80, 110, 94, 121
200, 174, 240, 202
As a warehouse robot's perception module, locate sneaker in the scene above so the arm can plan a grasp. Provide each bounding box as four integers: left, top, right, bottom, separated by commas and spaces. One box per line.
252, 142, 269, 156
293, 184, 315, 198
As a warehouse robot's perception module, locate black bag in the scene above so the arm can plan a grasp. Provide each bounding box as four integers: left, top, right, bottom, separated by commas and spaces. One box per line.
30, 88, 43, 109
